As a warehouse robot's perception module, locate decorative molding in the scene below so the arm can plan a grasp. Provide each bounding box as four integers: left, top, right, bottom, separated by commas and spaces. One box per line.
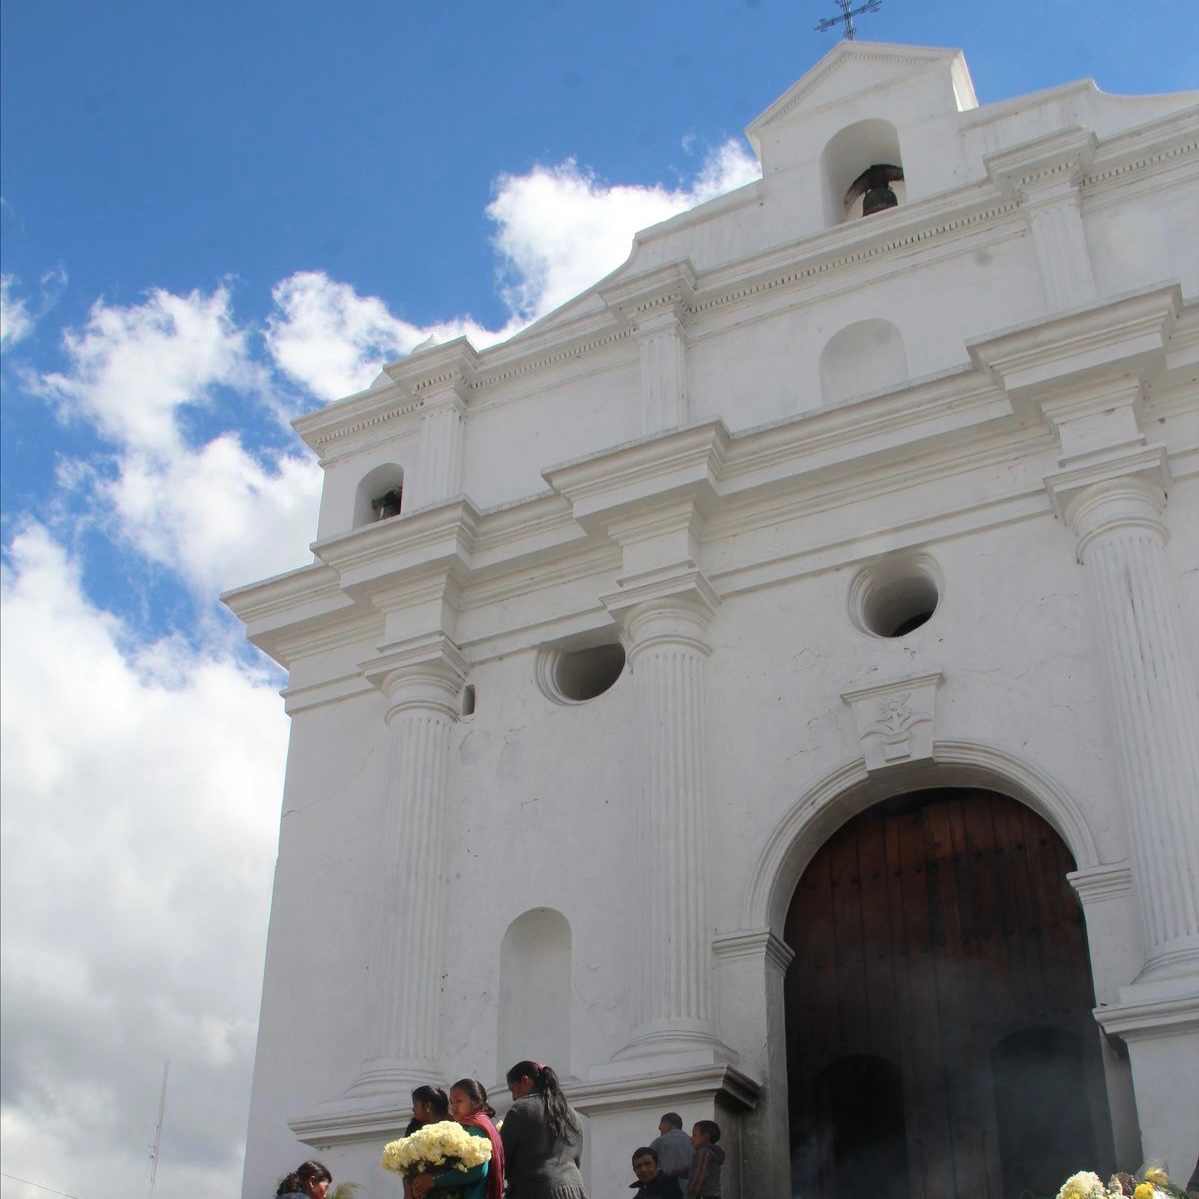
985, 126, 1097, 196
1044, 445, 1171, 529
975, 284, 1180, 397
572, 1063, 761, 1114
288, 1096, 413, 1148
841, 672, 943, 773
713, 928, 796, 972
1096, 992, 1199, 1043
1068, 861, 1135, 906
599, 260, 697, 323
544, 420, 731, 527
745, 41, 964, 141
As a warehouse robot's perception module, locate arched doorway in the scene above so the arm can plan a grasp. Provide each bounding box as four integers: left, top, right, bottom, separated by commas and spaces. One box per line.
784, 787, 1114, 1199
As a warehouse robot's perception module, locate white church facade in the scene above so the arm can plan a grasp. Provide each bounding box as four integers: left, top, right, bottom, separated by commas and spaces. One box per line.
226, 42, 1199, 1199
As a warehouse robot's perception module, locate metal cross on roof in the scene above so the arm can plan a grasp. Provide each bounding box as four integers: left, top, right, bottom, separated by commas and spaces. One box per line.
815, 0, 882, 39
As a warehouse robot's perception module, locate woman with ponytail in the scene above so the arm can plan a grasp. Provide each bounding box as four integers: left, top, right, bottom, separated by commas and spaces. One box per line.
500, 1061, 588, 1199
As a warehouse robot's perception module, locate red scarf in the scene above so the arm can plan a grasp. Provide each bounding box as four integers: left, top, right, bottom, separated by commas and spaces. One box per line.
460, 1110, 504, 1199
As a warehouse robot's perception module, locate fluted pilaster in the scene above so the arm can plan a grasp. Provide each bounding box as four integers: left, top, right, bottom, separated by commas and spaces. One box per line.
986, 128, 1097, 311
349, 651, 464, 1095
410, 393, 466, 509
1024, 182, 1097, 310
637, 309, 688, 434
1064, 477, 1199, 975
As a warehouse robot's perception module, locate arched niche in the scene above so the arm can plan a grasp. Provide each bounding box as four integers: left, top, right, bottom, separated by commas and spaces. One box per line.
352, 463, 405, 529
820, 119, 906, 227
498, 908, 572, 1078
819, 319, 909, 404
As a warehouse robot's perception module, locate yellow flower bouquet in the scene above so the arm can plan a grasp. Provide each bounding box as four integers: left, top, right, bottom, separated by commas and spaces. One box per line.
1053, 1165, 1190, 1199
381, 1120, 492, 1180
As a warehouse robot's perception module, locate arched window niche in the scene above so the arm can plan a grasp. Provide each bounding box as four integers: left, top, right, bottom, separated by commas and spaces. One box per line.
819, 319, 909, 404
498, 908, 572, 1079
820, 119, 907, 226
352, 463, 405, 529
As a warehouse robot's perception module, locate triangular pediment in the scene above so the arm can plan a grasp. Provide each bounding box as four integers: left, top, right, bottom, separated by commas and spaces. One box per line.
747, 40, 974, 151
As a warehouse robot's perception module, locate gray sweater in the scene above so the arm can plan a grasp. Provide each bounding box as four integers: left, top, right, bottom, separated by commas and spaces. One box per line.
499, 1094, 588, 1199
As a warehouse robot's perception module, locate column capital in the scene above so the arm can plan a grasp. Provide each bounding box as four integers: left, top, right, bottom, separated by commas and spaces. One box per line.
598, 259, 697, 330
1045, 456, 1170, 559
602, 568, 720, 656
985, 125, 1096, 200
361, 632, 468, 719
383, 335, 479, 399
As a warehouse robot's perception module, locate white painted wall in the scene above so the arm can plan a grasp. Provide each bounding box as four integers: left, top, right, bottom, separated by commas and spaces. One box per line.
231, 40, 1199, 1199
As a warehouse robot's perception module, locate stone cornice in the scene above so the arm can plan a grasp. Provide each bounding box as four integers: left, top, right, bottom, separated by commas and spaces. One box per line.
381, 336, 481, 396
1082, 106, 1199, 204
293, 385, 423, 458
288, 1097, 412, 1148
543, 420, 732, 527
598, 259, 697, 325
1095, 992, 1199, 1042
712, 928, 796, 972
1068, 861, 1135, 906
969, 283, 1181, 401
571, 1063, 760, 1114
985, 125, 1097, 197
311, 496, 481, 596
688, 186, 1021, 324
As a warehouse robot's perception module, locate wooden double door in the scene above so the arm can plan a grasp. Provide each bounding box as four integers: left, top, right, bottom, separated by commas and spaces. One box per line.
784, 787, 1115, 1199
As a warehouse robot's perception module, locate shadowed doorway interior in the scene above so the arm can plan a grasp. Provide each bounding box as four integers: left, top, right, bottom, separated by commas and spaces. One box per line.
784, 787, 1115, 1199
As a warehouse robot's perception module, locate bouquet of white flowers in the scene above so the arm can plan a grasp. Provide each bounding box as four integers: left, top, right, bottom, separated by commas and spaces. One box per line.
381, 1120, 493, 1181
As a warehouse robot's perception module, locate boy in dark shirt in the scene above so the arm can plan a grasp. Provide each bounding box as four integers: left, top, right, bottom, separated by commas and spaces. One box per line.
629, 1147, 683, 1199
686, 1121, 725, 1199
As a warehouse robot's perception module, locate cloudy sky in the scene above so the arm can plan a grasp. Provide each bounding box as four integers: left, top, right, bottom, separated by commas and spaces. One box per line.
1, 3, 1196, 1198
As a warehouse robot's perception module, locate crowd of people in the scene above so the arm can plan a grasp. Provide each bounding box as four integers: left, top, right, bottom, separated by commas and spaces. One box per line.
275, 1060, 601, 1199
274, 1070, 724, 1199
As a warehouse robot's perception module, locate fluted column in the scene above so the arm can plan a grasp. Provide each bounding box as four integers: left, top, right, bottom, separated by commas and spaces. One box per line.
1061, 475, 1199, 977
609, 585, 731, 1063
348, 647, 465, 1096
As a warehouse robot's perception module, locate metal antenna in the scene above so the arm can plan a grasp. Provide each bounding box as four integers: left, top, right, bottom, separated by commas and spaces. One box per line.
148, 1060, 169, 1199
815, 0, 882, 39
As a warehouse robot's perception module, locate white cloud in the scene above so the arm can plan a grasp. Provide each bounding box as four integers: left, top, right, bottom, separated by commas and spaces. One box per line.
38, 284, 258, 453
0, 524, 287, 1199
263, 140, 761, 400
1, 274, 34, 351
36, 285, 321, 596
264, 270, 523, 402
103, 433, 324, 598
0, 137, 764, 1199
487, 137, 761, 320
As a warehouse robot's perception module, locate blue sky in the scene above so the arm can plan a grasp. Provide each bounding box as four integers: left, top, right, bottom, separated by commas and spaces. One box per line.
1, 4, 1196, 1199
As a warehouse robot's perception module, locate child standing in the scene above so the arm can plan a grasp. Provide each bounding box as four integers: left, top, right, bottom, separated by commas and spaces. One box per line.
685, 1122, 724, 1199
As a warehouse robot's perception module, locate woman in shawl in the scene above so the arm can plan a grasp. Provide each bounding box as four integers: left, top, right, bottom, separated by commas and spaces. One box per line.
409, 1078, 504, 1199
